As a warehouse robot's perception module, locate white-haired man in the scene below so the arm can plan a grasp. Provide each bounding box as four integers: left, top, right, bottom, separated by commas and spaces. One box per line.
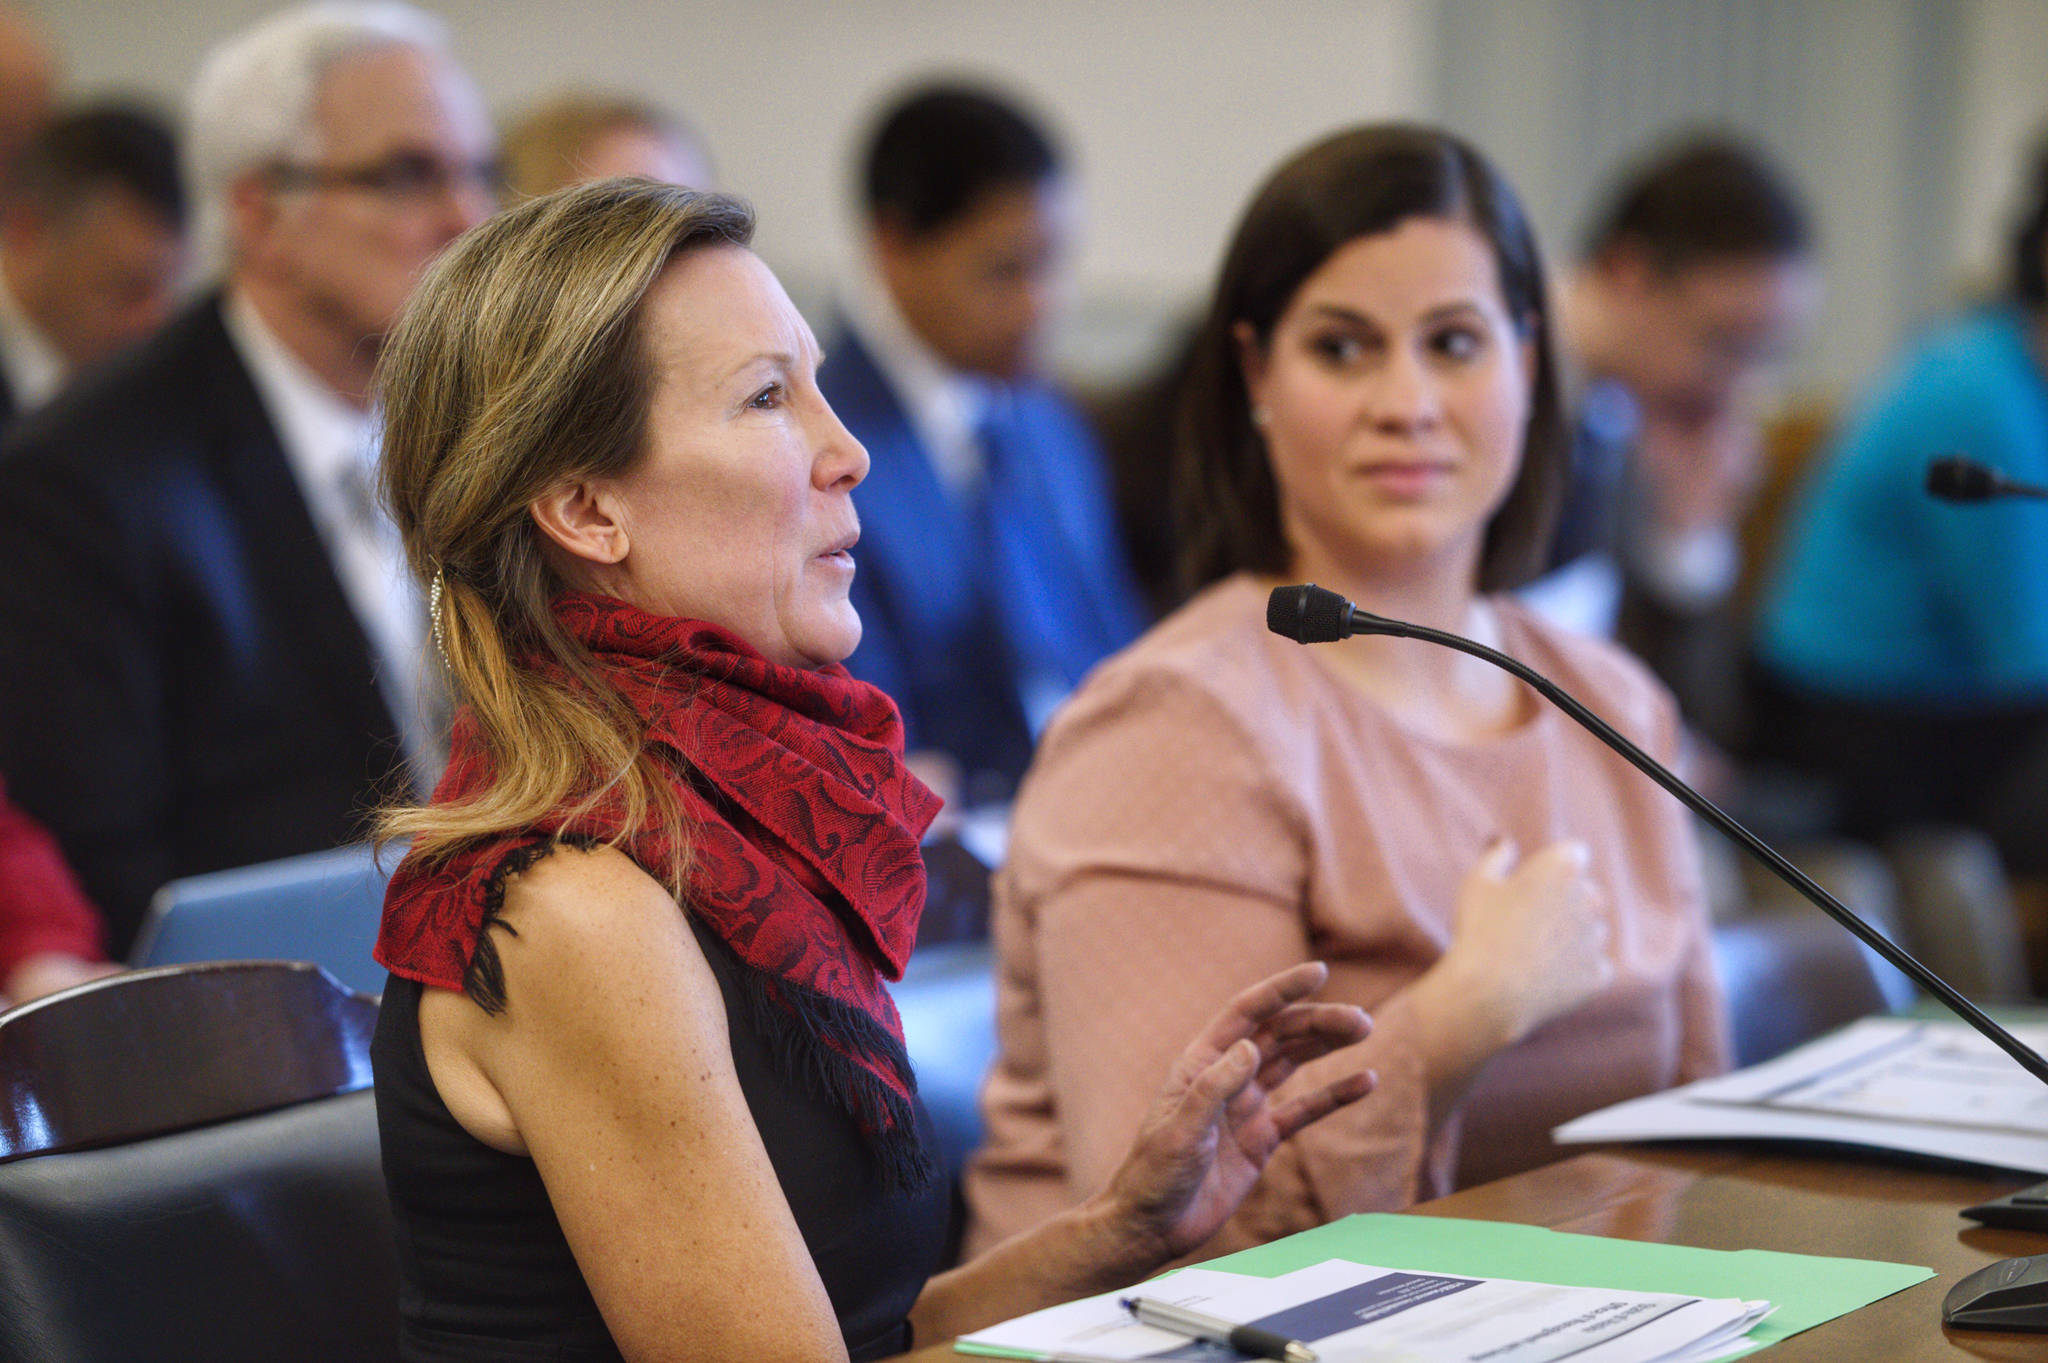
0, 3, 494, 954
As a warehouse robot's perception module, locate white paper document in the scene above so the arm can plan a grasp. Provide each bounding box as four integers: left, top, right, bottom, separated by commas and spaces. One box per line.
1553, 1017, 2048, 1173
957, 1259, 1772, 1363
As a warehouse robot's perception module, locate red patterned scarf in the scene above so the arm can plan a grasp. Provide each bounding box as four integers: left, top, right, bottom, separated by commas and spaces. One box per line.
376, 591, 944, 1187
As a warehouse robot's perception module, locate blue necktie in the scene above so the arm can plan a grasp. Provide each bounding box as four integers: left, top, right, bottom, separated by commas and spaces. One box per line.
974, 398, 1075, 735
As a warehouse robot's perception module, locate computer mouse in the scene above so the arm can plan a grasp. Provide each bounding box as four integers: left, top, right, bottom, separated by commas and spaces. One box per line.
1944, 1254, 2048, 1331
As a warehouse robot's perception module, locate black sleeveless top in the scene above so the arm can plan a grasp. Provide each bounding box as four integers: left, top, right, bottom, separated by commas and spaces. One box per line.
372, 914, 951, 1362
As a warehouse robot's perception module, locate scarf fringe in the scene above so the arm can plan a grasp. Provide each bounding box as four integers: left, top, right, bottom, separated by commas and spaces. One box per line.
714, 933, 937, 1194
461, 832, 603, 1014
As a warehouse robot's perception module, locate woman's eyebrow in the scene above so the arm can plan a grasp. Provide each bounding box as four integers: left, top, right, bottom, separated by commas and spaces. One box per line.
1303, 302, 1374, 326
1420, 299, 1491, 323
719, 350, 795, 383
1301, 298, 1490, 327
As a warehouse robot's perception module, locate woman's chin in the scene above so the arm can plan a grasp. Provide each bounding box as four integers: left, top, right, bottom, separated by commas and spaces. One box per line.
786, 610, 862, 670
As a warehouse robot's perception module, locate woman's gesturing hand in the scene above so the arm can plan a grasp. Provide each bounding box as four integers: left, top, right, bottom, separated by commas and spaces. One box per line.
1441, 838, 1613, 1050
1099, 961, 1372, 1262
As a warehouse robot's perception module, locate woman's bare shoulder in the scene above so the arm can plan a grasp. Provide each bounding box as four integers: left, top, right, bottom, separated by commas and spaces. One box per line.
473, 839, 716, 1031
500, 839, 667, 910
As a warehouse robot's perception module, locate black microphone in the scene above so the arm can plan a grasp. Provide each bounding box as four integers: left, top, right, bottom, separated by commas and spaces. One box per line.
1266, 581, 2048, 1089
1927, 455, 2048, 502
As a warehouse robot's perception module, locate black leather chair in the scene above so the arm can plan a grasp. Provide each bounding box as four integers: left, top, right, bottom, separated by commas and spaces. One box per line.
0, 961, 399, 1363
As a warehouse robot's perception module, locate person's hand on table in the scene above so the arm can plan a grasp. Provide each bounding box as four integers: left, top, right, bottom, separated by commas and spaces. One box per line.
1, 952, 120, 1009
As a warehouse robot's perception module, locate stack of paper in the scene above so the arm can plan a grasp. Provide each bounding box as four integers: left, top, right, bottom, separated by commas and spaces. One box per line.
959, 1259, 1773, 1362
1553, 1017, 2048, 1172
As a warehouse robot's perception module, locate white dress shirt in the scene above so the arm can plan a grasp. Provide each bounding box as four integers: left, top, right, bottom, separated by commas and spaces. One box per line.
221, 290, 442, 789
0, 264, 66, 414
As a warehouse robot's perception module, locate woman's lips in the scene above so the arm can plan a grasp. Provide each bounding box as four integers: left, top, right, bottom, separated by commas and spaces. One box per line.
1355, 461, 1454, 498
816, 534, 859, 570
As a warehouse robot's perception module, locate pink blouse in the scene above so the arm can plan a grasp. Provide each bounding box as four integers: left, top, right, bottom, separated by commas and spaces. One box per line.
962, 574, 1727, 1257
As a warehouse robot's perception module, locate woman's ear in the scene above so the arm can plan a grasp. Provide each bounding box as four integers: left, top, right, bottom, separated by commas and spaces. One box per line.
1232, 320, 1270, 417
529, 481, 630, 568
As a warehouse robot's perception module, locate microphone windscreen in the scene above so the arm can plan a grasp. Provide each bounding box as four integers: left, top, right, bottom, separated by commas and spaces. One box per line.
1267, 584, 1352, 643
1928, 456, 2002, 502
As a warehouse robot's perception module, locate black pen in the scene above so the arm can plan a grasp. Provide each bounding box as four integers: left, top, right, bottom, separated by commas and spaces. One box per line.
1121, 1295, 1317, 1363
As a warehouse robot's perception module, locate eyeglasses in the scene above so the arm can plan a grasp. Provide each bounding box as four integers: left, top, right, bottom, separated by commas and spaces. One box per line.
266, 151, 504, 204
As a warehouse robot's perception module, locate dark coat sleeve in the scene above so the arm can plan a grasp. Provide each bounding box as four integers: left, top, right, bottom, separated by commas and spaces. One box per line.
0, 424, 176, 939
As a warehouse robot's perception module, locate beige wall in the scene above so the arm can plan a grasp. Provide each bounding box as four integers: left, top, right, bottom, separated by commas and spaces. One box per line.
1436, 0, 1972, 401
24, 0, 2048, 396
1955, 0, 2048, 295
30, 0, 1430, 376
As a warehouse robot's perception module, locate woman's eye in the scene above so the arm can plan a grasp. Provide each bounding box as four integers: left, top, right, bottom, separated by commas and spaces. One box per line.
747, 383, 784, 410
1310, 333, 1365, 365
1433, 327, 1484, 361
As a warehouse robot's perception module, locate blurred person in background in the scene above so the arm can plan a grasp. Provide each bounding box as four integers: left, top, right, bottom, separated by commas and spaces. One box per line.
822, 82, 1145, 812
1752, 139, 2048, 879
966, 125, 1726, 1258
0, 3, 55, 201
499, 90, 712, 201
0, 98, 183, 1003
0, 1, 495, 955
1539, 138, 1818, 740
0, 103, 186, 425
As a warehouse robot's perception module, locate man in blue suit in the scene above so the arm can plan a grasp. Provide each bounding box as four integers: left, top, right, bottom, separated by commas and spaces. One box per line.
822, 84, 1145, 808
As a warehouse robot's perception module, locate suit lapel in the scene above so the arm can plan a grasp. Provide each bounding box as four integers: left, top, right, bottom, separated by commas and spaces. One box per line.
189, 301, 402, 750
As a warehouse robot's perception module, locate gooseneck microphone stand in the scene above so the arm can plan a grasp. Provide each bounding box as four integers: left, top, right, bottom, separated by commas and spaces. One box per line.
1270, 575, 2048, 1330
1264, 581, 2048, 1089
1269, 578, 2048, 1329
1271, 455, 2048, 1331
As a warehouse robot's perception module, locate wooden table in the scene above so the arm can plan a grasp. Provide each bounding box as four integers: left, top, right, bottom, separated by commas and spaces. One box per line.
900, 1146, 2048, 1360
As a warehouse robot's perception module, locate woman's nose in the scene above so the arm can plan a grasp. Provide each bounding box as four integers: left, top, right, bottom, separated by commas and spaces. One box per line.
1367, 349, 1444, 430
812, 400, 870, 490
